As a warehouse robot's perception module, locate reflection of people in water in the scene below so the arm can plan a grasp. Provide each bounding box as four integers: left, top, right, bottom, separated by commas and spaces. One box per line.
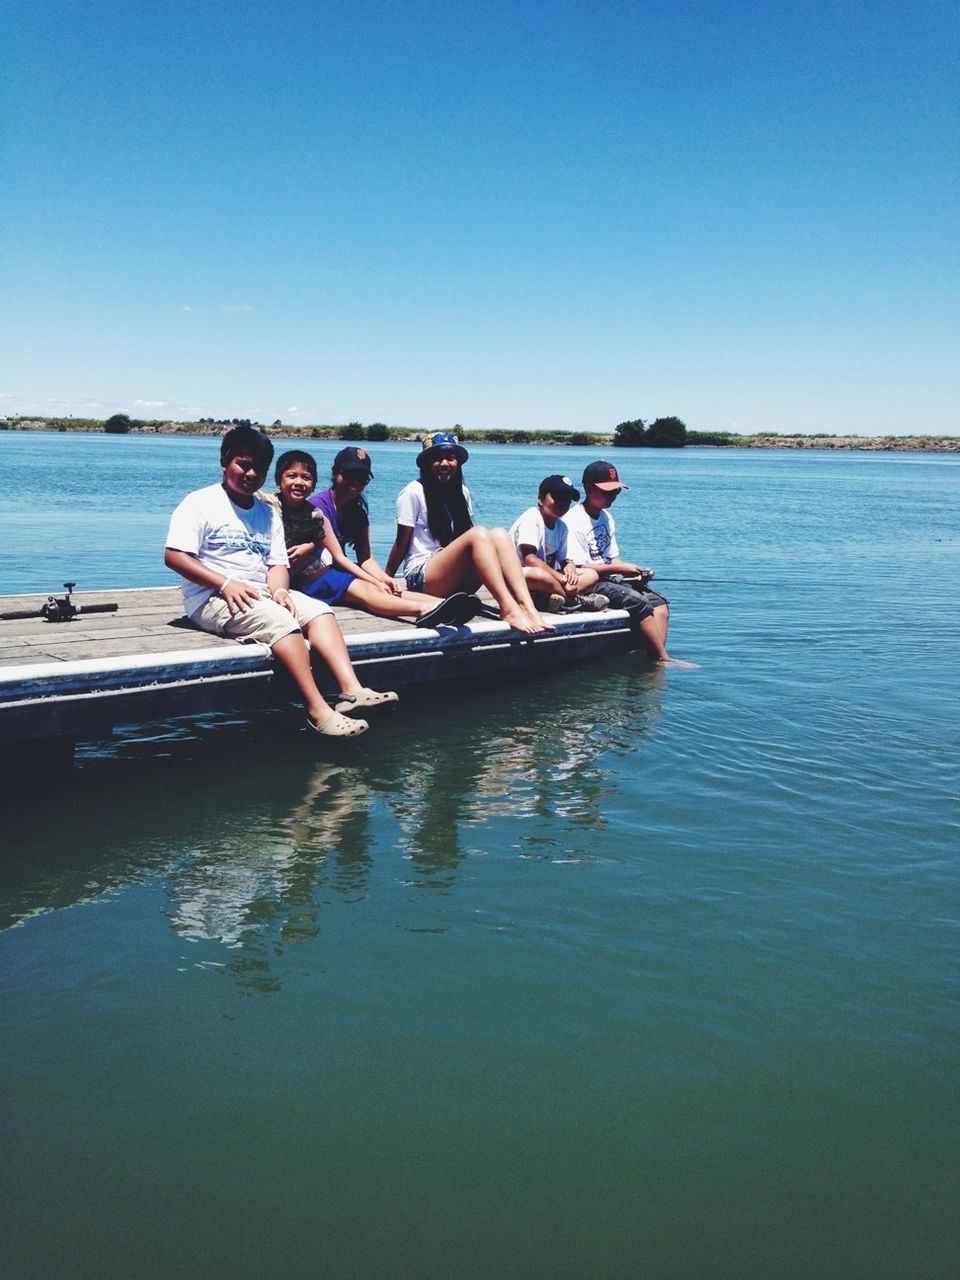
384, 662, 665, 872
168, 759, 375, 960
0, 668, 664, 977
279, 761, 374, 901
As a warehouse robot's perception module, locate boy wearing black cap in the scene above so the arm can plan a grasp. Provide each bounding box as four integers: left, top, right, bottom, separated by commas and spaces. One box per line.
509, 475, 606, 611
562, 460, 673, 662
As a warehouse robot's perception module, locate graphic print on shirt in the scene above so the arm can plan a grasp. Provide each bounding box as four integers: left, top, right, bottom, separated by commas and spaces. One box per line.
585, 518, 614, 562
203, 523, 273, 561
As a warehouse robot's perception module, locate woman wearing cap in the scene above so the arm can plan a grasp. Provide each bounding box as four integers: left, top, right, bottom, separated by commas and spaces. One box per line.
384, 433, 553, 635
269, 447, 477, 628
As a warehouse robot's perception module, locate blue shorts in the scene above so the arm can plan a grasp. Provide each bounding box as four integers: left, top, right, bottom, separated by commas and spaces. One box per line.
404, 565, 427, 592
300, 567, 356, 605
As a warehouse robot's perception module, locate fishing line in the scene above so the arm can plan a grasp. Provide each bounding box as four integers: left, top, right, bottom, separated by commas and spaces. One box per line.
654, 576, 787, 587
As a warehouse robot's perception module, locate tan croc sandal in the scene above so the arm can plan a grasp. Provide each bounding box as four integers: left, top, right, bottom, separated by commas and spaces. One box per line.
335, 688, 399, 715
307, 711, 369, 737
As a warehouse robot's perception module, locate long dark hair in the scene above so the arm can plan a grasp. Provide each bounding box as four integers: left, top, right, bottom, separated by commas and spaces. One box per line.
419, 463, 473, 547
331, 469, 369, 551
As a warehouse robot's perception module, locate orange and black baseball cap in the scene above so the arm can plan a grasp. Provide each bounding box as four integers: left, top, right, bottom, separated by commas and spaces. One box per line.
333, 446, 373, 478
582, 460, 628, 491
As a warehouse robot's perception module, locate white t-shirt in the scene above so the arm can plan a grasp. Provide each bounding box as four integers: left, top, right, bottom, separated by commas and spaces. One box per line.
509, 506, 569, 568
166, 482, 289, 616
561, 503, 620, 566
395, 479, 474, 573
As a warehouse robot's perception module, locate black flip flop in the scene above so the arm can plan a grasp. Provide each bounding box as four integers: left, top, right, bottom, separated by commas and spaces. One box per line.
415, 592, 470, 628
451, 594, 485, 624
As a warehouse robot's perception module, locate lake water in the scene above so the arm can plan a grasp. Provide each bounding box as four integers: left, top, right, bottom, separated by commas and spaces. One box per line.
1, 432, 958, 1279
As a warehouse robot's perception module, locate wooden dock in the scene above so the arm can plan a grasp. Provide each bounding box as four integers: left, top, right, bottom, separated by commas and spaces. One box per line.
0, 585, 637, 753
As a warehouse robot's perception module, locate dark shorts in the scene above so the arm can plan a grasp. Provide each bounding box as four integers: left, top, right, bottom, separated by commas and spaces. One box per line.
404, 565, 427, 592
300, 567, 356, 605
595, 579, 669, 622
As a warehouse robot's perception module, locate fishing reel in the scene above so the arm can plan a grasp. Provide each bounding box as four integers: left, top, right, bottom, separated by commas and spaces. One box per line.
0, 582, 119, 623
41, 582, 82, 622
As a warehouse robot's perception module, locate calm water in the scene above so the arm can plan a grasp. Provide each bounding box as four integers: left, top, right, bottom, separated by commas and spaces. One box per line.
1, 432, 958, 1279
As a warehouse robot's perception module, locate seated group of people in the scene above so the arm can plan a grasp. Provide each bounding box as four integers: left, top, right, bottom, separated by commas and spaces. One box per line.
164, 426, 674, 740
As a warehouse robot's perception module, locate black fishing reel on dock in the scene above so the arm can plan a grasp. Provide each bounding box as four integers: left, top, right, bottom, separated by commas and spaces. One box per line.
0, 582, 119, 623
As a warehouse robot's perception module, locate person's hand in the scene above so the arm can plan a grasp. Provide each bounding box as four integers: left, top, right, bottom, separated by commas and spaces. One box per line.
219, 579, 261, 614
563, 563, 579, 590
381, 577, 403, 597
623, 563, 653, 581
272, 587, 297, 616
287, 542, 314, 571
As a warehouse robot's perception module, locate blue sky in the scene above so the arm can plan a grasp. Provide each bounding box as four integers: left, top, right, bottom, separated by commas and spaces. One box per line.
2, 0, 957, 433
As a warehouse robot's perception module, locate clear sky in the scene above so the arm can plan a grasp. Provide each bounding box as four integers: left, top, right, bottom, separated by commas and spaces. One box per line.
2, 0, 957, 434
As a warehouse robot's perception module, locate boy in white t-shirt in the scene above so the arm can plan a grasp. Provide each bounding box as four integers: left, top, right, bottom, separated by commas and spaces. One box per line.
562, 460, 679, 664
164, 426, 397, 737
509, 474, 606, 612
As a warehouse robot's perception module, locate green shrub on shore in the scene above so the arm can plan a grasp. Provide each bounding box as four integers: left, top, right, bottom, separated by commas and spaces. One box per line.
3, 415, 956, 452
686, 430, 735, 446
615, 416, 687, 447
614, 419, 647, 446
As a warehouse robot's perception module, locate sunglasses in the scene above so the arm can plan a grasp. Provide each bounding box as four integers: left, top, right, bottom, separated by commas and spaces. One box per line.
342, 471, 370, 487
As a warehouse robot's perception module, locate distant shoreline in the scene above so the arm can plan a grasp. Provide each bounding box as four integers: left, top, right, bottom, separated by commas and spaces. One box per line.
2, 418, 958, 452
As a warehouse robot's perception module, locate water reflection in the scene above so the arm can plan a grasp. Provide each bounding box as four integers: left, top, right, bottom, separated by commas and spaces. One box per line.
0, 660, 665, 987
384, 662, 665, 884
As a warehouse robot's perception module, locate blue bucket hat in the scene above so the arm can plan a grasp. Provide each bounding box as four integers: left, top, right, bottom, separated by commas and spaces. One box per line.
416, 432, 469, 467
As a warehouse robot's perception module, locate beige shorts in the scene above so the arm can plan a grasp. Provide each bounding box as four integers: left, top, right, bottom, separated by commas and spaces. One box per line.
191, 585, 332, 647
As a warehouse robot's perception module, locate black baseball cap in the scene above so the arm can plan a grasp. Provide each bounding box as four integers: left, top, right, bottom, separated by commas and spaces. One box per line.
538, 474, 580, 502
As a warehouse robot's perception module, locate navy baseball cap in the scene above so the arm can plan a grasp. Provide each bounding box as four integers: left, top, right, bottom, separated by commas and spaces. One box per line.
538, 474, 580, 501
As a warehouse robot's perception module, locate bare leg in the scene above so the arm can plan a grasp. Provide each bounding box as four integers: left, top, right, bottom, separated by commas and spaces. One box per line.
521, 563, 567, 598
272, 630, 336, 725
524, 562, 600, 603
304, 614, 365, 698
652, 603, 670, 646
635, 614, 669, 663
423, 528, 549, 634
489, 528, 555, 629
343, 580, 445, 620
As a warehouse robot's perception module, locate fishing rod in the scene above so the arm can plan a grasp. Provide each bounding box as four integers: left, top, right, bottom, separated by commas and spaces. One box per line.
609, 572, 788, 588
0, 581, 119, 623
653, 577, 785, 587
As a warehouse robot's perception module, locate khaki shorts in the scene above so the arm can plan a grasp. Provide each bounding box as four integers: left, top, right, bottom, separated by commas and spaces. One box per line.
191, 585, 332, 647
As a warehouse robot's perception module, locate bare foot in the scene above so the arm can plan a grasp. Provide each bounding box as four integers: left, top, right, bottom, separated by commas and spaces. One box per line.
501, 606, 544, 634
